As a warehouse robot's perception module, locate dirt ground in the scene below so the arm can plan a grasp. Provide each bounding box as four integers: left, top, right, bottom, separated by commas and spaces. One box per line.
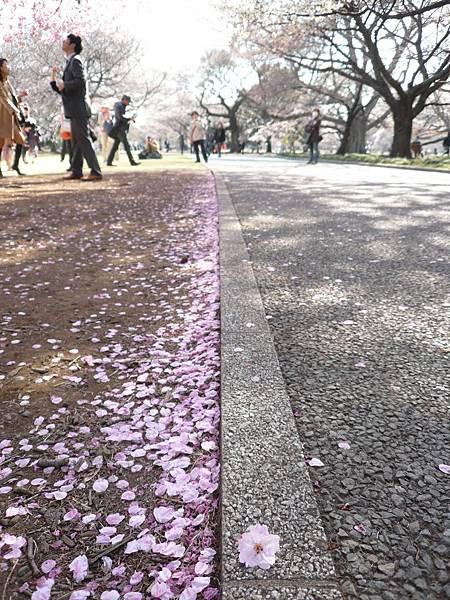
0, 159, 220, 599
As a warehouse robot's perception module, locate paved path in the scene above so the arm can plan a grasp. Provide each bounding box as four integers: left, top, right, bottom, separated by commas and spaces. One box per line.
215, 156, 450, 600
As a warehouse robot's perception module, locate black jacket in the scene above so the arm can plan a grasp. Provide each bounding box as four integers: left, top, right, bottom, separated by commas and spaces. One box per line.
214, 127, 226, 143
51, 54, 91, 119
113, 101, 132, 130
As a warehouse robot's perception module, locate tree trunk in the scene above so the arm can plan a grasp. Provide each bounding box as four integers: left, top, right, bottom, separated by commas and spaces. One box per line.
337, 103, 368, 155
228, 112, 240, 153
390, 102, 414, 158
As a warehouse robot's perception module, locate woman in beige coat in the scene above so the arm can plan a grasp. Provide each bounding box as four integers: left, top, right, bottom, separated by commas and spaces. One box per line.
0, 58, 25, 177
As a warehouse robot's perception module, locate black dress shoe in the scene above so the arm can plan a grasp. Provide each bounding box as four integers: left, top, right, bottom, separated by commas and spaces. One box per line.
130, 162, 140, 166
13, 166, 26, 176
106, 163, 116, 167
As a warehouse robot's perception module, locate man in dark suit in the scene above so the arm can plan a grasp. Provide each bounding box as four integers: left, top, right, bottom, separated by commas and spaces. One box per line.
106, 95, 140, 166
50, 34, 102, 181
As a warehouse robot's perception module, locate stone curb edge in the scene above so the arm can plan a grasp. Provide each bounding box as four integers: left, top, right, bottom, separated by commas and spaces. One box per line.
214, 171, 343, 600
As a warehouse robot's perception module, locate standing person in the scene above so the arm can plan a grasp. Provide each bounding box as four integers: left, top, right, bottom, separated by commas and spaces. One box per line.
50, 34, 102, 181
98, 106, 113, 164
0, 58, 26, 178
443, 131, 450, 156
305, 108, 322, 164
213, 122, 226, 157
106, 95, 140, 166
10, 89, 28, 175
190, 111, 208, 164
411, 136, 423, 158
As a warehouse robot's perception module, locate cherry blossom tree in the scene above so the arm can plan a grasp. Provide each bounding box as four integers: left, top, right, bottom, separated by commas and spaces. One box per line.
226, 0, 450, 157
198, 49, 250, 153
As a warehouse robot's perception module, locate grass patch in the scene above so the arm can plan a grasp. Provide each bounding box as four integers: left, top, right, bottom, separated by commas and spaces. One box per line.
279, 152, 450, 171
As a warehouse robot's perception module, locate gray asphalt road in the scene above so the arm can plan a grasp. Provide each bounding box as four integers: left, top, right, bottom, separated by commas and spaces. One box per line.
214, 156, 450, 600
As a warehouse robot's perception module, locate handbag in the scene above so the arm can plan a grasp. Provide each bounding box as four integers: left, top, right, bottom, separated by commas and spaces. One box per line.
108, 124, 122, 140
89, 125, 98, 142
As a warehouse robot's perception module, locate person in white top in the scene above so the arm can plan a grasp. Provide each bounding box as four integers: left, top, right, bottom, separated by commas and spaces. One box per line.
189, 111, 208, 163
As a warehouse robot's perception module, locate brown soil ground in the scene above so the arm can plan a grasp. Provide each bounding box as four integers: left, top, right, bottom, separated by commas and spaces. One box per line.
0, 159, 219, 599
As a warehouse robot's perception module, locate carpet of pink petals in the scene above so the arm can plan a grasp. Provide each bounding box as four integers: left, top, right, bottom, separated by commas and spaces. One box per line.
0, 172, 220, 599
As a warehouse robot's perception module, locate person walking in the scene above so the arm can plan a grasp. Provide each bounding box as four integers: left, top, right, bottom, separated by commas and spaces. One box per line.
305, 108, 322, 164
190, 111, 208, 163
0, 58, 26, 178
213, 122, 226, 157
106, 95, 140, 166
50, 34, 102, 181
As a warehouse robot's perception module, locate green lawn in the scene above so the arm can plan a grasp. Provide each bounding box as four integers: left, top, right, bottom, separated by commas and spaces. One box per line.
279, 152, 450, 171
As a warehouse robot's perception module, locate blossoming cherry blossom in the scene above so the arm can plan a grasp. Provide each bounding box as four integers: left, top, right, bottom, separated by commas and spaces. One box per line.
238, 524, 280, 570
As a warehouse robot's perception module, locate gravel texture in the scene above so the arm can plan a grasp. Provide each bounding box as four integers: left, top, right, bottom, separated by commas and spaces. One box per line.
215, 156, 450, 600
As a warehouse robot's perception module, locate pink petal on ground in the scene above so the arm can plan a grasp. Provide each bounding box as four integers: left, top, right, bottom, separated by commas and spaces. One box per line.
153, 506, 175, 523
307, 458, 324, 467
93, 479, 109, 493
129, 514, 146, 528
69, 555, 89, 582
121, 490, 136, 501
106, 513, 124, 525
338, 441, 351, 450
69, 592, 91, 600
41, 560, 56, 574
150, 582, 171, 598
63, 509, 80, 521
53, 491, 68, 500
5, 506, 27, 517
438, 464, 450, 475
130, 571, 144, 585
101, 592, 120, 600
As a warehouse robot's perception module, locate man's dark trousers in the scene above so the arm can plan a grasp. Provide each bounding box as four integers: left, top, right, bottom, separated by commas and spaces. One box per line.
107, 129, 134, 165
70, 118, 101, 178
193, 140, 208, 162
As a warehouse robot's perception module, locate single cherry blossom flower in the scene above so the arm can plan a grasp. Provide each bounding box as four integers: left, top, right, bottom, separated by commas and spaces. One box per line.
238, 524, 280, 570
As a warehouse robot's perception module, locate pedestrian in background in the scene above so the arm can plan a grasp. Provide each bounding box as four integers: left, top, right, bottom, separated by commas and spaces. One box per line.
0, 58, 26, 178
305, 108, 322, 164
411, 136, 423, 158
190, 111, 208, 164
106, 95, 140, 166
443, 131, 450, 156
213, 122, 226, 157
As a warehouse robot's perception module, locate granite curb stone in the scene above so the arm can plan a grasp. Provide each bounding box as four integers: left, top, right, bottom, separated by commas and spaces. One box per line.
215, 174, 342, 598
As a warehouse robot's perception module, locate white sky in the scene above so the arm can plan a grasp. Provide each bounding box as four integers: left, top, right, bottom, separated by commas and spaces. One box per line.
121, 0, 231, 72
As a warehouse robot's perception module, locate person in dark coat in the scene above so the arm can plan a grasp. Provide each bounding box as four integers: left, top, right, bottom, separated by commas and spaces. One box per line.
305, 108, 322, 164
213, 122, 226, 157
106, 95, 140, 166
443, 131, 450, 156
50, 34, 102, 181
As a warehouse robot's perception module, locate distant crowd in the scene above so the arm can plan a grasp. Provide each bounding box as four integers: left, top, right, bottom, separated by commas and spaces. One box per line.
1, 33, 450, 179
